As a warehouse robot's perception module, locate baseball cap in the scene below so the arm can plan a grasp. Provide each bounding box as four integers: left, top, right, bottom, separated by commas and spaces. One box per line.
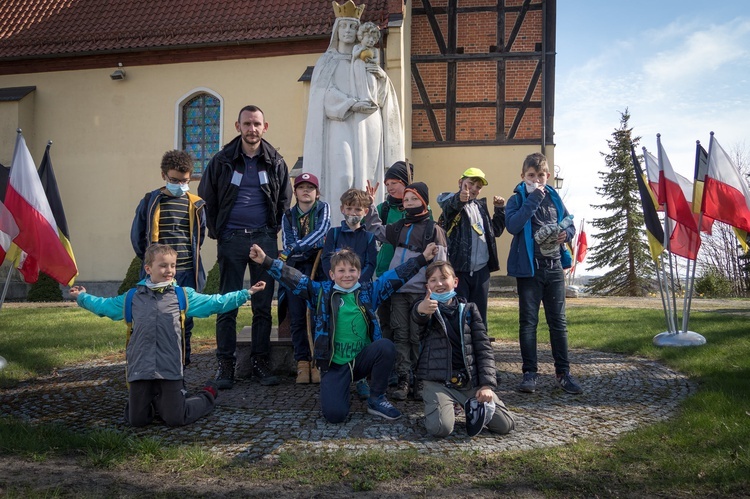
464, 397, 496, 437
294, 172, 319, 189
461, 167, 488, 186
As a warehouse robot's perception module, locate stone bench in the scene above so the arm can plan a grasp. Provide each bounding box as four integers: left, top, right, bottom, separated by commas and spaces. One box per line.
235, 318, 300, 378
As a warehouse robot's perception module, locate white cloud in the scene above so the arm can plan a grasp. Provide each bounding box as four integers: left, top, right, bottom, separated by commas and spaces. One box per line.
554, 15, 750, 275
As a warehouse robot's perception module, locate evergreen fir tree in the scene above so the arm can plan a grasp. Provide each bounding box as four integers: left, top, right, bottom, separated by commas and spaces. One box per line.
587, 110, 656, 296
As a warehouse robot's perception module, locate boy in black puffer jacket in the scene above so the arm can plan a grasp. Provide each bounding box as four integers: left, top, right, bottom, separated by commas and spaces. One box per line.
412, 261, 515, 438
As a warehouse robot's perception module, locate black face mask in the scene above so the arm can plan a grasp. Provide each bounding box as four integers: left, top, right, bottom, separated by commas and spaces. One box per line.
405, 206, 426, 216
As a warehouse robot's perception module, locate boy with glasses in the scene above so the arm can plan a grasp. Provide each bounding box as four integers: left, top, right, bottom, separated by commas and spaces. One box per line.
131, 149, 206, 366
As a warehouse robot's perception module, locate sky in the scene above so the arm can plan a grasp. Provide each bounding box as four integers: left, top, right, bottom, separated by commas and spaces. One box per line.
553, 1, 750, 275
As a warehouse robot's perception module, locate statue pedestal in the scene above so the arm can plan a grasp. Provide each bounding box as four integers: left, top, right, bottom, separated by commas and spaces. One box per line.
653, 331, 706, 347
235, 320, 296, 378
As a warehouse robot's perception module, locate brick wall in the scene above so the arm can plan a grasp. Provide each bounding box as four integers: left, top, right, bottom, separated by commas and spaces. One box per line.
411, 0, 548, 145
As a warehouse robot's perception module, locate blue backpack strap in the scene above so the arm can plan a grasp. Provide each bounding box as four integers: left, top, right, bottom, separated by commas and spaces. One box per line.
124, 288, 137, 335
123, 287, 137, 386
174, 285, 188, 365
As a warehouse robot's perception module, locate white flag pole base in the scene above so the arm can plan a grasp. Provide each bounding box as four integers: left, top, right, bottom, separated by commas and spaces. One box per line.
653, 331, 706, 347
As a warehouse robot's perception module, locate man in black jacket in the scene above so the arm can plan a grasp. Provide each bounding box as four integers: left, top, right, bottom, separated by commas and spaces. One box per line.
198, 105, 292, 389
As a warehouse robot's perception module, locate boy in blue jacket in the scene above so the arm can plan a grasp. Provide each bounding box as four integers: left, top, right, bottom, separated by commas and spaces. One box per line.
280, 172, 331, 384
505, 153, 582, 395
249, 242, 438, 423
69, 243, 266, 427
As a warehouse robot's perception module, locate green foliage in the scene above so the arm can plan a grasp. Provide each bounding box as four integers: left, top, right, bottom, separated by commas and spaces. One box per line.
587, 109, 656, 296
203, 260, 221, 294
695, 267, 734, 297
118, 256, 142, 294
26, 273, 63, 302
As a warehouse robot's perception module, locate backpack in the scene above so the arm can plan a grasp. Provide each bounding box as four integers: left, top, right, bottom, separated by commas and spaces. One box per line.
386, 218, 436, 253
124, 286, 189, 367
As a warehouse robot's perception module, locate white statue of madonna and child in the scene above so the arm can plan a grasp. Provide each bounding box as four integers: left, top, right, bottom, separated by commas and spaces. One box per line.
303, 0, 404, 223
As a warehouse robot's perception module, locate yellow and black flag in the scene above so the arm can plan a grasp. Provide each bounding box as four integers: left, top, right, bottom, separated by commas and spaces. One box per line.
37, 143, 78, 283
632, 145, 665, 263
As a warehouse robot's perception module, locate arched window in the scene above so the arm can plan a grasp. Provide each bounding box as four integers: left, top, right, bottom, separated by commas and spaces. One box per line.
180, 92, 221, 175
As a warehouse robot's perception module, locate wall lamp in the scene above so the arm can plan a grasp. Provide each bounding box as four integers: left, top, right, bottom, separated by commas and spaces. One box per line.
554, 164, 564, 190
110, 63, 126, 81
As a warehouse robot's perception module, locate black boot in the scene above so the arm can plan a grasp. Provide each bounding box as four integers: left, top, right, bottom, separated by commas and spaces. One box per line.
252, 356, 280, 386
215, 358, 235, 390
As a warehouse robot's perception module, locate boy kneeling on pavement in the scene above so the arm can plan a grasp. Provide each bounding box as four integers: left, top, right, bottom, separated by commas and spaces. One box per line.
249, 242, 438, 423
70, 243, 265, 427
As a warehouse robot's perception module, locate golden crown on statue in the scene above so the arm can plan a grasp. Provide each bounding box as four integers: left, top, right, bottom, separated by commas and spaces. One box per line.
332, 0, 365, 19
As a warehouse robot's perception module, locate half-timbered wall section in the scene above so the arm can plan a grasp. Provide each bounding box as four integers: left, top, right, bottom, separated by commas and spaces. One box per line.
411, 0, 555, 148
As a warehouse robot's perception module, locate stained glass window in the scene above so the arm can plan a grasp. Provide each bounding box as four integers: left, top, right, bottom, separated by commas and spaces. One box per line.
181, 93, 220, 175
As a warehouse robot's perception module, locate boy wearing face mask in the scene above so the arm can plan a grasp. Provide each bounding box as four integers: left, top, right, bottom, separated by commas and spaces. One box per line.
365, 181, 447, 401
436, 168, 506, 329
131, 150, 206, 366
321, 188, 377, 284
505, 153, 582, 395
412, 261, 515, 438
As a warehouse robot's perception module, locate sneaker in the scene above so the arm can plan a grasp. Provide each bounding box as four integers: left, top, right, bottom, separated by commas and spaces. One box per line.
367, 395, 402, 421
202, 379, 219, 400
518, 372, 538, 393
252, 356, 280, 386
556, 372, 583, 394
392, 378, 409, 401
355, 379, 370, 400
296, 360, 311, 384
413, 380, 424, 401
215, 359, 235, 390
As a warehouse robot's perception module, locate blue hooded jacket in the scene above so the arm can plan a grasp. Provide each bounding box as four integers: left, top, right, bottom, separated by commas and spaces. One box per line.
505, 182, 575, 278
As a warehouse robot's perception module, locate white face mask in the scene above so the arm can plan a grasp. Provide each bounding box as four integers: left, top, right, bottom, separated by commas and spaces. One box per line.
525, 181, 540, 194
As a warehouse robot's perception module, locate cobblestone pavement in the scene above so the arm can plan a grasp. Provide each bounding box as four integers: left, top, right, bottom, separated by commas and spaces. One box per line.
0, 342, 696, 461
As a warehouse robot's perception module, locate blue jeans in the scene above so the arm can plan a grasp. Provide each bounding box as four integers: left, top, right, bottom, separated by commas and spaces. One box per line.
456, 264, 490, 328
516, 261, 570, 375
216, 229, 277, 361
319, 339, 395, 423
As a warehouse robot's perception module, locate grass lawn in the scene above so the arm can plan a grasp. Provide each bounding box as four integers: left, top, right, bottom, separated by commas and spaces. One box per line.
1, 303, 749, 496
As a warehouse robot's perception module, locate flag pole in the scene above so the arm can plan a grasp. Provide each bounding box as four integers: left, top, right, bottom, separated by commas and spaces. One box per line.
654, 135, 707, 347
681, 140, 706, 335
657, 134, 678, 334
0, 266, 13, 312
655, 251, 671, 331
0, 130, 22, 313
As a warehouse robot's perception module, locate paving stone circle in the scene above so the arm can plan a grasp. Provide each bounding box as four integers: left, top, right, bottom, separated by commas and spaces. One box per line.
0, 342, 696, 461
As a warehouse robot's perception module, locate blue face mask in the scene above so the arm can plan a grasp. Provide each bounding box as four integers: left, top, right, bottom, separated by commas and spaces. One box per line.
166, 182, 189, 196
333, 282, 361, 293
430, 290, 457, 303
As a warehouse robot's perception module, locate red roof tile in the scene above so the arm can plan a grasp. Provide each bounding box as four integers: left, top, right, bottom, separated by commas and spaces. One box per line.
0, 0, 396, 59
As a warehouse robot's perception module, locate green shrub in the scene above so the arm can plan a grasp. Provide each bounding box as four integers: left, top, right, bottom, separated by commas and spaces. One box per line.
26, 273, 63, 302
118, 256, 142, 294
203, 261, 220, 294
694, 268, 733, 297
